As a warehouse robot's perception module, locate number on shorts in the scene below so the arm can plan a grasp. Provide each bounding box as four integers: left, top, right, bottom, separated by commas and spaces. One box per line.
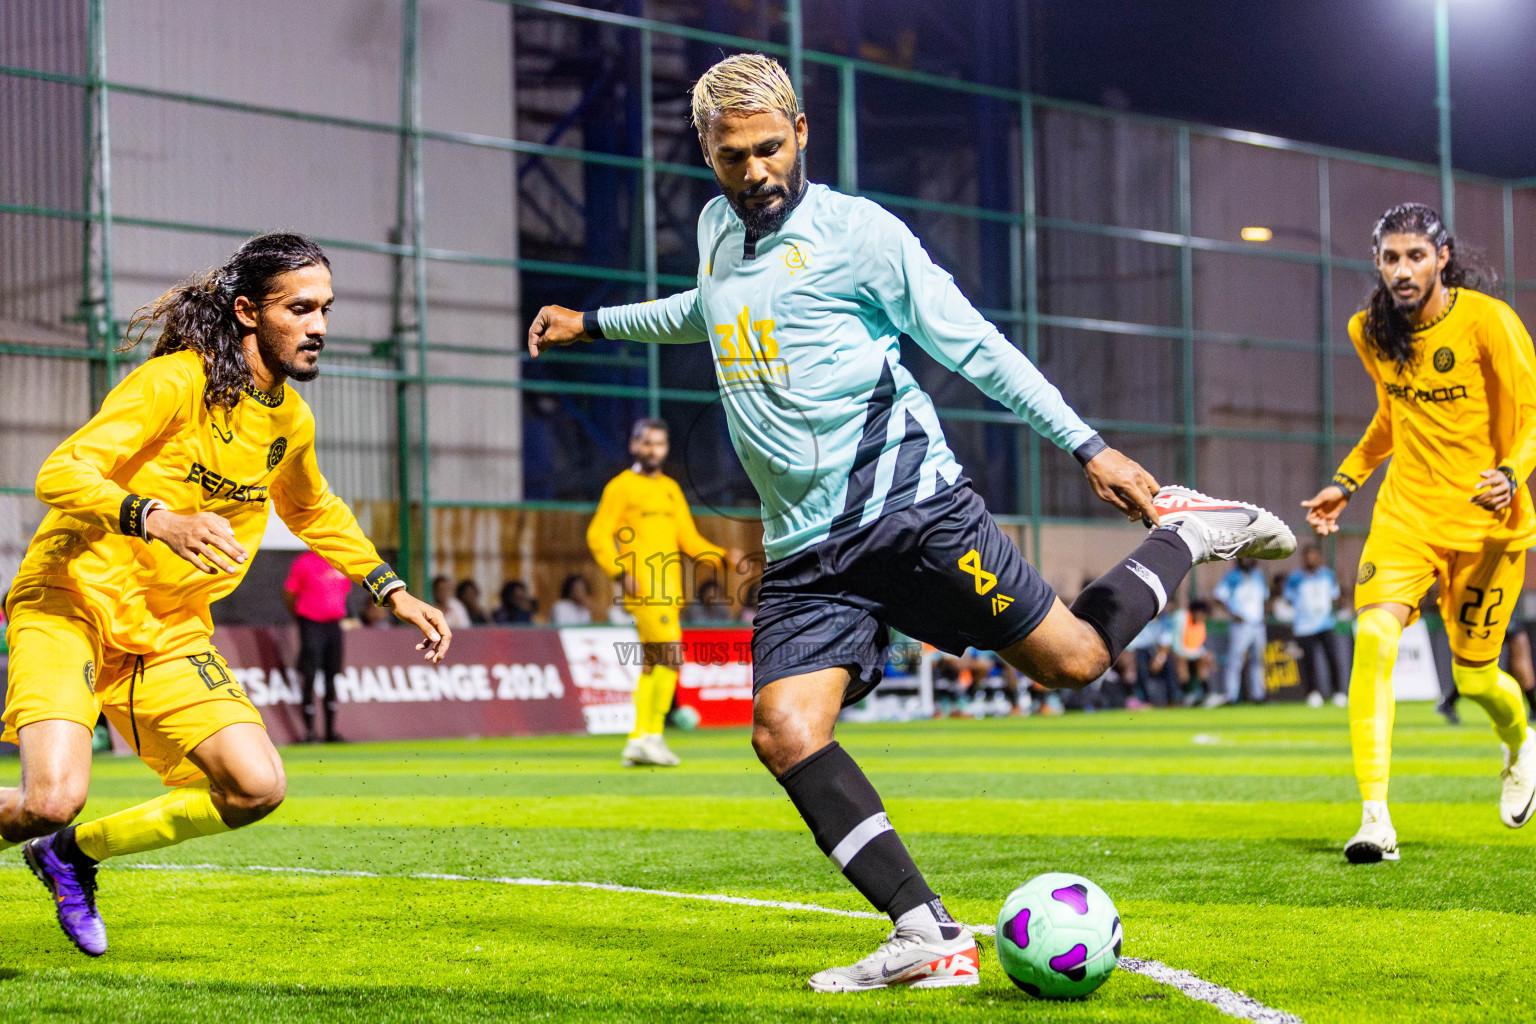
1458, 586, 1505, 630
187, 652, 233, 691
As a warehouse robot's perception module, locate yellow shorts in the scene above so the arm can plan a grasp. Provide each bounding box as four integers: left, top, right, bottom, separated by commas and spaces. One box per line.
625, 596, 684, 646
1354, 531, 1527, 663
3, 587, 266, 786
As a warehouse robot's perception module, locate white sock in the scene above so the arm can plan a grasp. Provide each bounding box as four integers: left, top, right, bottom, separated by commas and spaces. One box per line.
895, 898, 959, 939
1362, 799, 1390, 824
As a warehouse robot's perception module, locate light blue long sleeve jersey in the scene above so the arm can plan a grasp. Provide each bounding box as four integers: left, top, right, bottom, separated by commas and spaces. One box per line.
599, 183, 1100, 562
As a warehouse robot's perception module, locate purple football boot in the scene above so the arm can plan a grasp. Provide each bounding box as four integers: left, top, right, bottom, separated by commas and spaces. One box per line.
23, 830, 107, 956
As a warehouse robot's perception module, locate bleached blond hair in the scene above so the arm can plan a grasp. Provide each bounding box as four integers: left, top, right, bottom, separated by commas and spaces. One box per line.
689, 53, 800, 135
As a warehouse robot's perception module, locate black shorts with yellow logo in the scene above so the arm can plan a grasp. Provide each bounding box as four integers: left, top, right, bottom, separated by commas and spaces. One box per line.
751, 481, 1055, 705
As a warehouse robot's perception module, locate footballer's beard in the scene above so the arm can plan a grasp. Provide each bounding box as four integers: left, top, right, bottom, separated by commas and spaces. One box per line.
257, 324, 323, 383
720, 153, 806, 239
1388, 276, 1437, 315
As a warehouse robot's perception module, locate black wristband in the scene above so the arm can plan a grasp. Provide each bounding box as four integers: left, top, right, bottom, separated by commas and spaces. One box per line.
1073, 434, 1109, 468
582, 310, 605, 341
120, 494, 158, 539
1499, 465, 1517, 489
365, 564, 405, 606
1331, 473, 1359, 496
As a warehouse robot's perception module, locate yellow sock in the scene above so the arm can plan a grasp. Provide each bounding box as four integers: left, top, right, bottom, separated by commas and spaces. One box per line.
75, 778, 231, 862
1349, 609, 1402, 803
1452, 662, 1530, 752
647, 665, 679, 736
628, 670, 655, 741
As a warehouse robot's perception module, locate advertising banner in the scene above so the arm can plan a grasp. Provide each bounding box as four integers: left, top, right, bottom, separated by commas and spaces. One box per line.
216, 626, 588, 743
674, 628, 755, 728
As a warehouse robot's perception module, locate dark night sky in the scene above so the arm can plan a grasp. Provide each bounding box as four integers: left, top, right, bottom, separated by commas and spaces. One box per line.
1027, 0, 1536, 179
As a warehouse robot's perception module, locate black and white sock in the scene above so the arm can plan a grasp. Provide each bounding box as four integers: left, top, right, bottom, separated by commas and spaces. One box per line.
778, 742, 956, 935
1069, 526, 1195, 661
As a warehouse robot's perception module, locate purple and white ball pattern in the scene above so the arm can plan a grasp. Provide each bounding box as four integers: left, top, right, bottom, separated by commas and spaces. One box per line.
996, 873, 1123, 1000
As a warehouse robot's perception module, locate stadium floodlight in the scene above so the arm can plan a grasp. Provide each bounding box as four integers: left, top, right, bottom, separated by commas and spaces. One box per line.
1240, 227, 1273, 242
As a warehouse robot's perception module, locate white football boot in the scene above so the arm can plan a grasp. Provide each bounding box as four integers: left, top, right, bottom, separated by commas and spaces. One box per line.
1306, 691, 1325, 709
1499, 727, 1536, 828
1149, 486, 1296, 563
620, 738, 658, 767
1344, 803, 1400, 863
808, 924, 979, 993
641, 733, 681, 767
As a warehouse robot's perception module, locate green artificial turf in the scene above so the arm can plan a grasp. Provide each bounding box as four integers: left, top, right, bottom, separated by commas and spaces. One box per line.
2, 703, 1532, 1022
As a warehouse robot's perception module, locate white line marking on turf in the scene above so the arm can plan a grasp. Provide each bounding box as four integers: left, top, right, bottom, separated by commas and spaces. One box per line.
27, 862, 1303, 1021
1119, 958, 1303, 1024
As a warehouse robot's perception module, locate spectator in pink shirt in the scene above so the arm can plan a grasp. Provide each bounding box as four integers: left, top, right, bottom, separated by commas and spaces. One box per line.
284, 550, 354, 743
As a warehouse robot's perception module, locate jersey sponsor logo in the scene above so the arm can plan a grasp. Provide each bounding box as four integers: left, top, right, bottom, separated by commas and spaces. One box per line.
211, 421, 235, 444
991, 593, 1014, 615
1383, 381, 1466, 404
267, 437, 288, 469
714, 305, 789, 387
957, 549, 997, 595
782, 243, 809, 274
82, 659, 95, 694
184, 462, 269, 503
1357, 561, 1376, 585
1432, 346, 1455, 373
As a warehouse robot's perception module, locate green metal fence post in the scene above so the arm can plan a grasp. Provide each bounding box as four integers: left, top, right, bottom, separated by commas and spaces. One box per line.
1435, 0, 1454, 232
838, 63, 857, 195
1319, 158, 1336, 568
641, 26, 660, 417
86, 0, 116, 399
1504, 183, 1517, 305
786, 0, 803, 99
1021, 97, 1043, 569
396, 0, 432, 585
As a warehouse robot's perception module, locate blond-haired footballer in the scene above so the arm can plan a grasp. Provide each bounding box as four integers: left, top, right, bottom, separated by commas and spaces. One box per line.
1, 233, 450, 955
1304, 203, 1536, 862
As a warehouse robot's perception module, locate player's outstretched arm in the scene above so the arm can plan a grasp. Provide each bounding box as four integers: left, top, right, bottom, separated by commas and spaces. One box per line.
1300, 485, 1349, 536
145, 508, 248, 574
1081, 448, 1161, 525
384, 588, 452, 664
527, 305, 591, 358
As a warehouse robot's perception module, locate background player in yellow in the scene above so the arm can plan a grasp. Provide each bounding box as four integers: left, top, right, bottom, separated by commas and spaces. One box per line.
0, 233, 451, 956
587, 418, 739, 767
1303, 203, 1536, 863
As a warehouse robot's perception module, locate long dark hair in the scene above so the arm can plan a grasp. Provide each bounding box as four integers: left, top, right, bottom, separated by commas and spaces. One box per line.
1362, 203, 1496, 373
122, 232, 330, 409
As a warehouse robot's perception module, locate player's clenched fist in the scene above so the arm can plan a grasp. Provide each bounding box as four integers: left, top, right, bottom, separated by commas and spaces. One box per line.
145, 508, 248, 574
527, 304, 591, 358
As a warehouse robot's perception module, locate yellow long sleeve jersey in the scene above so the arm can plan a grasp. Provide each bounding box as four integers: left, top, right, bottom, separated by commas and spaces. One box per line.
1335, 288, 1536, 551
585, 469, 725, 603
14, 350, 398, 654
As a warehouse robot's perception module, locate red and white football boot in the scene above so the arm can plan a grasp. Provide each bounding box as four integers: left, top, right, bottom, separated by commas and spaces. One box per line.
1149, 485, 1296, 563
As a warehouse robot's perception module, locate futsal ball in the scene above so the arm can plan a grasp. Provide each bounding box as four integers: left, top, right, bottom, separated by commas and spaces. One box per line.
995, 872, 1122, 999
671, 704, 701, 730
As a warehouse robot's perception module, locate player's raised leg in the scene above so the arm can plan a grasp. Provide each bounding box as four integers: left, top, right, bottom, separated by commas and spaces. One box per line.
1003, 485, 1297, 691
753, 670, 979, 993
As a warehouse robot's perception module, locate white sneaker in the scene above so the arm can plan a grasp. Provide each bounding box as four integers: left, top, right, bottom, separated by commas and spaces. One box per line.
641, 733, 681, 767
1150, 486, 1297, 563
1331, 692, 1349, 708
1202, 692, 1230, 709
1500, 727, 1536, 828
1306, 691, 1325, 709
807, 925, 979, 993
1344, 804, 1400, 863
